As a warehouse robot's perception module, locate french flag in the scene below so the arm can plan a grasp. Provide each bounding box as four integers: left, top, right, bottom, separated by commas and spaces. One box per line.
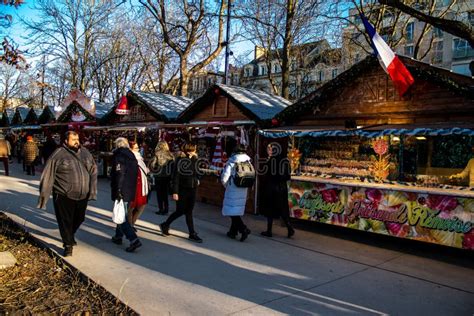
361, 14, 414, 96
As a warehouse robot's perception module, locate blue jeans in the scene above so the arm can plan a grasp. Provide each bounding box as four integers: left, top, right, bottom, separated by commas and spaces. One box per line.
114, 202, 138, 242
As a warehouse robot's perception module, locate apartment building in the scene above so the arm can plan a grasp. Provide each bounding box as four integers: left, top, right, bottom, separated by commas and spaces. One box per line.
187, 66, 240, 100
239, 40, 344, 100
343, 0, 474, 76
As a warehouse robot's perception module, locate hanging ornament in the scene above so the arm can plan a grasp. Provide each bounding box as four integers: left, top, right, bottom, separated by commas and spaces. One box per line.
115, 96, 130, 115
271, 118, 279, 126
214, 87, 220, 95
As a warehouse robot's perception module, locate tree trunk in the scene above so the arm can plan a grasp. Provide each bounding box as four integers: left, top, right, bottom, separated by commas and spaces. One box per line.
178, 58, 189, 97
281, 0, 295, 100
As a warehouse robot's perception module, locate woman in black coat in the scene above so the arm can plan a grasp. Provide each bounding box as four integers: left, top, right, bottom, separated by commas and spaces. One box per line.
160, 143, 203, 243
110, 137, 141, 252
260, 143, 295, 238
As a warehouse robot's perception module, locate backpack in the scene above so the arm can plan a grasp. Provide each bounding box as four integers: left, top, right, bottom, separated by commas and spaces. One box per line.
233, 161, 256, 188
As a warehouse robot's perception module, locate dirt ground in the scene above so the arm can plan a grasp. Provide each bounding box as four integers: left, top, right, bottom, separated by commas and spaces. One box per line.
0, 212, 138, 315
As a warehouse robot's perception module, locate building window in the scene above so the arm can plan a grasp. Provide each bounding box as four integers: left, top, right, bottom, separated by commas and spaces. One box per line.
291, 62, 297, 71
469, 11, 474, 25
433, 27, 443, 38
404, 45, 414, 57
318, 70, 324, 82
431, 41, 443, 64
244, 68, 251, 77
405, 22, 414, 43
332, 68, 338, 79
453, 38, 474, 59
259, 65, 267, 76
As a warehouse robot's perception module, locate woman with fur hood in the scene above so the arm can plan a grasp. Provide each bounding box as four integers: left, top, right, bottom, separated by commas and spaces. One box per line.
148, 141, 175, 215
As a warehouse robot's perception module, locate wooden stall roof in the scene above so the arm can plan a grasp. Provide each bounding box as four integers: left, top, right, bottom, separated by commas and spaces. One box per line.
94, 101, 114, 119
56, 90, 96, 123
23, 108, 40, 125
100, 90, 192, 124
178, 84, 292, 125
38, 106, 56, 124
277, 55, 474, 127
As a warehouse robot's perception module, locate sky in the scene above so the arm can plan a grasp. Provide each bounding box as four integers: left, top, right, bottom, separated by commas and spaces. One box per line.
1, 1, 256, 70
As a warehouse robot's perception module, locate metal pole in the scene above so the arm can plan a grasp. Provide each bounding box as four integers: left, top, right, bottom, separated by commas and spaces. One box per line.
224, 0, 232, 85
40, 55, 46, 108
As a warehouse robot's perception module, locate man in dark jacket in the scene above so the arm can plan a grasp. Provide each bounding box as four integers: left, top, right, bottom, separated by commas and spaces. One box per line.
38, 131, 97, 257
110, 137, 142, 252
160, 143, 203, 243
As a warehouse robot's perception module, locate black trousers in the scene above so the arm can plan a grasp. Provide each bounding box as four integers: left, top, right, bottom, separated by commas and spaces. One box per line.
164, 189, 196, 234
53, 193, 88, 246
155, 177, 170, 212
0, 157, 8, 176
26, 163, 35, 176
266, 211, 291, 233
229, 216, 247, 235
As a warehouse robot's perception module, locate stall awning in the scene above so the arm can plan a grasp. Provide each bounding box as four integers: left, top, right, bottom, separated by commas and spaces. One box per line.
188, 120, 255, 126
10, 125, 42, 131
259, 125, 474, 138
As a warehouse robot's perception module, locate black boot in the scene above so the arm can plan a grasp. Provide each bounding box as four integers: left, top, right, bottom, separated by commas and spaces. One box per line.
240, 228, 251, 242
126, 239, 142, 252
160, 223, 170, 235
188, 233, 203, 243
63, 245, 73, 257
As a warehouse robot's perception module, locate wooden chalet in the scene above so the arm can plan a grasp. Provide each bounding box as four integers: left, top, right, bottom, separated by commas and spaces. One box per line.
101, 90, 192, 126
178, 83, 291, 213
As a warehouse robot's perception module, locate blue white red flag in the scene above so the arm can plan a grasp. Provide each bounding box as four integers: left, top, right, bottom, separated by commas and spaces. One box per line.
360, 14, 415, 96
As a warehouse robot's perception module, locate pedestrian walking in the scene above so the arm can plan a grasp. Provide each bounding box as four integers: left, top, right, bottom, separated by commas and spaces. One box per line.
0, 133, 11, 176
160, 143, 203, 243
22, 136, 39, 176
148, 141, 174, 215
110, 137, 142, 252
42, 134, 58, 163
260, 143, 295, 238
221, 144, 252, 242
128, 141, 149, 227
37, 131, 98, 257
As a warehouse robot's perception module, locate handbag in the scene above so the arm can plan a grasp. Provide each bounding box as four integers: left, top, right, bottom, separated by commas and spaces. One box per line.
112, 199, 126, 224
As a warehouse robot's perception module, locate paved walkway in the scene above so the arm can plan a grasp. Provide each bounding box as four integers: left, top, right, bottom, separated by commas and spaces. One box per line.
1, 162, 473, 315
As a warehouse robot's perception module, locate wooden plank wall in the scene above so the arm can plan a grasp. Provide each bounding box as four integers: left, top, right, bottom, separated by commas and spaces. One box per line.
191, 96, 249, 121
294, 68, 474, 126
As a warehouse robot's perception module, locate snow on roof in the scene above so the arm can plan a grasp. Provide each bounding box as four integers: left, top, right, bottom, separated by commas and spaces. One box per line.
217, 84, 292, 120
94, 101, 113, 119
131, 90, 192, 119
17, 107, 30, 120
34, 109, 43, 117
5, 109, 15, 121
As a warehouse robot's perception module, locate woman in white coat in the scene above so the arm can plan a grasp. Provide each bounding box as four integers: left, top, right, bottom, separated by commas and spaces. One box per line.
221, 144, 252, 242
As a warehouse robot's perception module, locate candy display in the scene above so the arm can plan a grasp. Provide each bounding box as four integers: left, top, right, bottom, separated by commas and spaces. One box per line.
288, 180, 474, 250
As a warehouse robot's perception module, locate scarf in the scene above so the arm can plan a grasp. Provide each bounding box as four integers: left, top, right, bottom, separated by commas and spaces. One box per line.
133, 151, 149, 196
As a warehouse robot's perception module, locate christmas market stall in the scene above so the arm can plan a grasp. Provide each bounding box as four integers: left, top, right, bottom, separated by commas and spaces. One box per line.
260, 55, 474, 250
95, 90, 193, 176
178, 83, 291, 212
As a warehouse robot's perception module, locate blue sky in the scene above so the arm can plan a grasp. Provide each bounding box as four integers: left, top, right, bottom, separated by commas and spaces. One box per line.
1, 1, 255, 69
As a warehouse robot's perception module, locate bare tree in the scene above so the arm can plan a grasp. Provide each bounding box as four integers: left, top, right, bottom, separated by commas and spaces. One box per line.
139, 0, 227, 96
379, 0, 474, 47
22, 0, 123, 92
235, 0, 326, 99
